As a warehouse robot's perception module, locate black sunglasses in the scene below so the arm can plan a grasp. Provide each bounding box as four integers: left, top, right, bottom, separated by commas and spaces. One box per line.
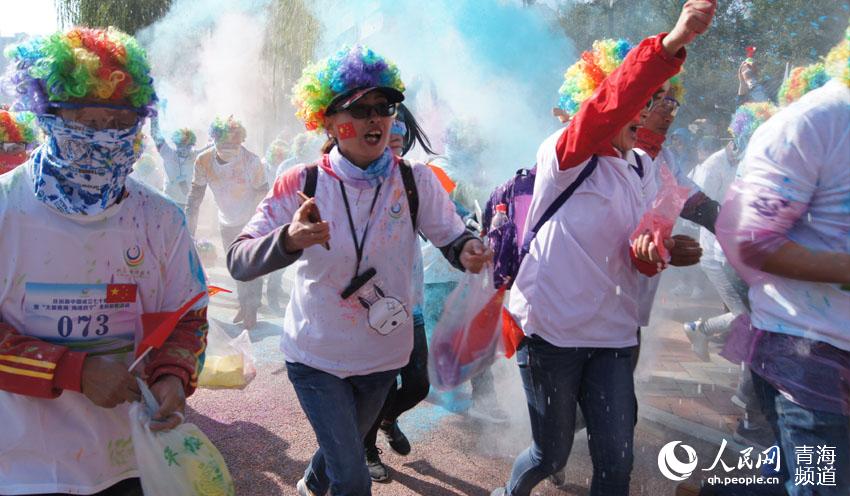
342, 102, 397, 119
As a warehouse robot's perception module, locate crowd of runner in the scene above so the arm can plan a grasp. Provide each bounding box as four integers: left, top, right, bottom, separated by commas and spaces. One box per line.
1, 0, 849, 495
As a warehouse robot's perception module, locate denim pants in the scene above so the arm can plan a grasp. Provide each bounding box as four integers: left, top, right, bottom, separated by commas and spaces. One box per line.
286, 362, 398, 496
364, 319, 430, 449
702, 371, 850, 496
753, 371, 850, 496
505, 335, 637, 496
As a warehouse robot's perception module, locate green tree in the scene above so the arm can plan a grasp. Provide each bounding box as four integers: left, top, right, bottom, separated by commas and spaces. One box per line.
557, 0, 850, 131
53, 0, 320, 141
262, 0, 321, 130
55, 0, 173, 34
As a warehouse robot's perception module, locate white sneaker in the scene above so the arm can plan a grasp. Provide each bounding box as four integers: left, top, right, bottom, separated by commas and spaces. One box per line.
730, 393, 747, 410
296, 479, 316, 496
468, 398, 509, 424
683, 321, 710, 362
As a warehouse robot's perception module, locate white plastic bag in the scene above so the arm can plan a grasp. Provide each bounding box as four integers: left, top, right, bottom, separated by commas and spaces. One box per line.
130, 381, 235, 496
428, 267, 506, 390
198, 319, 256, 389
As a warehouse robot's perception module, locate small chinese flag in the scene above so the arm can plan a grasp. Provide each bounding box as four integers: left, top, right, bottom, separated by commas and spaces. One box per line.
105, 284, 137, 303
501, 307, 525, 359
207, 285, 232, 297
337, 123, 357, 140
136, 291, 206, 359
449, 285, 507, 364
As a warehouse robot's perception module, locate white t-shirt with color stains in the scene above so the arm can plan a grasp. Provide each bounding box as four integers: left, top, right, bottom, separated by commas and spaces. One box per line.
0, 163, 208, 494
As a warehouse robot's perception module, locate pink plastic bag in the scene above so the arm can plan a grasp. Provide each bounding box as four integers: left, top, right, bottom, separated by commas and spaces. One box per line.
428, 267, 507, 391
630, 163, 690, 262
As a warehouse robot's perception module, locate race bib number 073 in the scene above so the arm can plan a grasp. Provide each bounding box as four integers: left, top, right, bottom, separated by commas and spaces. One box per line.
24, 283, 140, 357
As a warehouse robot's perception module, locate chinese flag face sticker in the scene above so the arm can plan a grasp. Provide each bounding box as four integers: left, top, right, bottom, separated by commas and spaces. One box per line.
337, 122, 357, 140
106, 284, 137, 303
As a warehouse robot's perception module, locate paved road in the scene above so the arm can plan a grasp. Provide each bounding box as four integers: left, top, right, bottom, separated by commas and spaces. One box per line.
188, 266, 763, 495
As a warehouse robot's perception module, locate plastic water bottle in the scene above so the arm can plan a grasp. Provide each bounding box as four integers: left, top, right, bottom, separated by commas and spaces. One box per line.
490, 203, 509, 230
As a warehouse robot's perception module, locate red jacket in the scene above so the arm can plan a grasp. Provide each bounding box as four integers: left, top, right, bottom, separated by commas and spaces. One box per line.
556, 34, 685, 170
555, 33, 686, 276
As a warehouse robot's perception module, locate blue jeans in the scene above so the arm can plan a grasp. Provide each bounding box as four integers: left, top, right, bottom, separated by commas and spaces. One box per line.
753, 371, 850, 496
702, 371, 850, 496
286, 362, 398, 496
505, 336, 636, 496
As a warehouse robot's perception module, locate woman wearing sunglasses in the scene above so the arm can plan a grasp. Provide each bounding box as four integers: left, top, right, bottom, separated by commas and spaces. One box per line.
228, 45, 491, 496
495, 2, 716, 495
361, 102, 437, 483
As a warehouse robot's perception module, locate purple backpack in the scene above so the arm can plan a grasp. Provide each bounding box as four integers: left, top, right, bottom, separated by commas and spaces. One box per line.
483, 156, 598, 289
483, 167, 537, 289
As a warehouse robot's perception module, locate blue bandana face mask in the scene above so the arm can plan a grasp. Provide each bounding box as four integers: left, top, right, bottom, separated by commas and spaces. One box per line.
33, 114, 143, 216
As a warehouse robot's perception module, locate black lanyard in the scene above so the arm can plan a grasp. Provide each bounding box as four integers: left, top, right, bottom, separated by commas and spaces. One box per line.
339, 181, 382, 277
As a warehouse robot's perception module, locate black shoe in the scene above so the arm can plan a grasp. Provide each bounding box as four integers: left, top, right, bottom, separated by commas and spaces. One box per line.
365, 446, 389, 483
380, 420, 411, 456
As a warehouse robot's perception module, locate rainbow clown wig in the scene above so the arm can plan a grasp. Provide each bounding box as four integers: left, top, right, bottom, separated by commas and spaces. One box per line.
209, 116, 246, 144
171, 128, 197, 148
667, 73, 686, 104
291, 45, 405, 132
3, 27, 157, 116
777, 63, 829, 106
0, 110, 38, 144
825, 22, 849, 88
557, 39, 633, 118
728, 102, 778, 153
265, 138, 289, 166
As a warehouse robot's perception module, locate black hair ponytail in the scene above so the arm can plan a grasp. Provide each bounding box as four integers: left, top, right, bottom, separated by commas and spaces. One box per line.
397, 103, 436, 157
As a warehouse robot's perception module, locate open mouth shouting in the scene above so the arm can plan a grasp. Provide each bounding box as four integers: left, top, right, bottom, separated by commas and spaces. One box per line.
364, 129, 383, 146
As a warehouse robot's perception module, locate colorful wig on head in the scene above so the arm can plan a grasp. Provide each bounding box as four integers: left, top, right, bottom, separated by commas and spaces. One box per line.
265, 138, 289, 166
290, 132, 310, 159
0, 110, 38, 144
3, 27, 157, 116
171, 128, 197, 148
291, 45, 405, 132
777, 63, 829, 106
728, 102, 778, 153
667, 72, 686, 104
557, 39, 633, 118
209, 116, 246, 144
825, 22, 849, 88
